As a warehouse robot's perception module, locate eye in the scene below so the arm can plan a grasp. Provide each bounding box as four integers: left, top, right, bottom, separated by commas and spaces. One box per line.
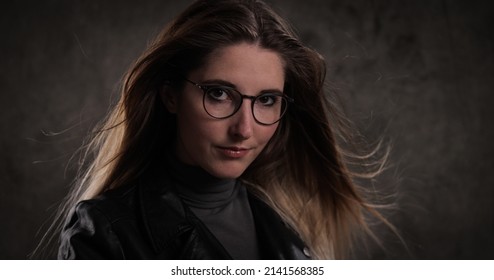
205, 86, 232, 102
256, 94, 278, 106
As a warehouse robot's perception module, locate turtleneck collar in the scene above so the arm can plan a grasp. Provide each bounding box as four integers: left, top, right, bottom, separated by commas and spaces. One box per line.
167, 152, 238, 209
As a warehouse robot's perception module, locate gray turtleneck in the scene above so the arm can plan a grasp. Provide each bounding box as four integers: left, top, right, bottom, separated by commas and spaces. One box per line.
168, 155, 260, 260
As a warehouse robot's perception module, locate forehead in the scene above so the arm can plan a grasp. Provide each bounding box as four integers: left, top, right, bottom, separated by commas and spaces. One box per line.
191, 43, 286, 91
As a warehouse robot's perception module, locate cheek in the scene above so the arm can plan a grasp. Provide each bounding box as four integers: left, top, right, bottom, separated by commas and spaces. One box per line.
175, 94, 215, 150
258, 124, 279, 146
178, 111, 214, 146
177, 107, 225, 154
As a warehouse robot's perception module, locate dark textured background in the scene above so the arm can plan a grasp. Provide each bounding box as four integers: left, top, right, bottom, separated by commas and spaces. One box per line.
1, 0, 493, 259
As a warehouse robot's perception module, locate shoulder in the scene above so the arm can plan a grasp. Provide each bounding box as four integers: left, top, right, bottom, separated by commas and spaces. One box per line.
80, 184, 140, 223
58, 184, 146, 259
58, 171, 191, 259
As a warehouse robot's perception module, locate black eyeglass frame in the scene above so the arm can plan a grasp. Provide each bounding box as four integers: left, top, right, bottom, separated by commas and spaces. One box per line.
184, 78, 294, 125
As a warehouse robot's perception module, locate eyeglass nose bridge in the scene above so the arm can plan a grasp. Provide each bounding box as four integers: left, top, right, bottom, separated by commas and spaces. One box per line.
230, 94, 267, 124
239, 94, 256, 102
234, 94, 257, 109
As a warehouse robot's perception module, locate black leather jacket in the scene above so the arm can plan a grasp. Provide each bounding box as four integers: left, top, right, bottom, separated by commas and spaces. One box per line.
58, 168, 311, 260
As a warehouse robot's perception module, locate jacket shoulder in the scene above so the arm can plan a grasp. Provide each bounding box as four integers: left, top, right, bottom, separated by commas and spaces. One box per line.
85, 184, 140, 222
58, 184, 148, 259
58, 199, 126, 259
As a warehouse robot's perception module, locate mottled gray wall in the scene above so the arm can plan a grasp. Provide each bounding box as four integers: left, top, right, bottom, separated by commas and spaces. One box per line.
1, 0, 493, 259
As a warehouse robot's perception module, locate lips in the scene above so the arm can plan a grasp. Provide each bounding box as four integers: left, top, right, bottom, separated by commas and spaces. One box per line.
218, 146, 251, 159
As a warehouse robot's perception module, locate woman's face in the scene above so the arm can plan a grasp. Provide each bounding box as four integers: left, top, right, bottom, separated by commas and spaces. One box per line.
164, 43, 285, 179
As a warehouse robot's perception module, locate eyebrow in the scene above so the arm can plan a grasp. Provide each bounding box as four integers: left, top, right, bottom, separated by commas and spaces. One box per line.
200, 79, 284, 95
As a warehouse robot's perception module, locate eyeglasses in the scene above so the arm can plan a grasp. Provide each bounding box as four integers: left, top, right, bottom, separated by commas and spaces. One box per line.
184, 78, 294, 125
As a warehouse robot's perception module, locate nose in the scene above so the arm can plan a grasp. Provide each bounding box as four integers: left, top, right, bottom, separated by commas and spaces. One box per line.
228, 101, 254, 140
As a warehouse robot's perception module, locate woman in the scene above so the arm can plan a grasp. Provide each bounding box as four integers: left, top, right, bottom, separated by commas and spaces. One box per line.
56, 0, 388, 259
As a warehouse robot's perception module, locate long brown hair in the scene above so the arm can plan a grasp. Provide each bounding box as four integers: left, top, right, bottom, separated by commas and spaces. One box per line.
39, 0, 393, 259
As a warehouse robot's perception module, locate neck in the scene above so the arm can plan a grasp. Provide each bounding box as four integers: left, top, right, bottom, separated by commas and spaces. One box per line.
167, 152, 238, 207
